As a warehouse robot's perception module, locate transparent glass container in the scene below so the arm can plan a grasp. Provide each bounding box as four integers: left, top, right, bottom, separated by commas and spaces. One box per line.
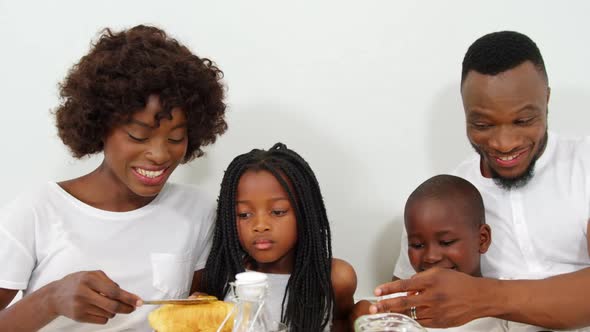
217, 271, 288, 332
354, 313, 426, 332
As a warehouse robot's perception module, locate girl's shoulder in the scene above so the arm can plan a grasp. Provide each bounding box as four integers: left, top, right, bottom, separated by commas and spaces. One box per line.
330, 258, 357, 323
330, 258, 357, 294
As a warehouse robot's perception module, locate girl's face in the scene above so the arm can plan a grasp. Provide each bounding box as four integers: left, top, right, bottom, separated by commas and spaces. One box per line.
101, 95, 188, 198
235, 170, 298, 274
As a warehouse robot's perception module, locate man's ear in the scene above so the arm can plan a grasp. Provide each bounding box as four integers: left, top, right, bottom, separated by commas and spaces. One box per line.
478, 224, 492, 254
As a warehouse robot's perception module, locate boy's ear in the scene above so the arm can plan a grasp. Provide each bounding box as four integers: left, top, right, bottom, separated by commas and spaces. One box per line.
478, 224, 492, 254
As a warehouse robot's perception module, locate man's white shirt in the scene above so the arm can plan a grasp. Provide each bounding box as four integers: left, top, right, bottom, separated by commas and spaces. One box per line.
393, 132, 590, 331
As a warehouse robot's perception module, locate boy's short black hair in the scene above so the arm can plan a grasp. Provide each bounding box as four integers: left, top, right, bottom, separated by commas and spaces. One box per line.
461, 31, 547, 85
405, 174, 485, 228
55, 25, 227, 162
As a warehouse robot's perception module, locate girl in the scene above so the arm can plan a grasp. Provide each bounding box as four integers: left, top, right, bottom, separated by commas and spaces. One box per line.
0, 25, 227, 331
202, 143, 357, 332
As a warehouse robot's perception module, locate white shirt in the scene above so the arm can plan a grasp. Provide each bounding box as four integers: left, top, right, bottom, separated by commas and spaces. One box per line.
0, 182, 215, 331
394, 133, 590, 331
428, 319, 568, 332
427, 317, 506, 332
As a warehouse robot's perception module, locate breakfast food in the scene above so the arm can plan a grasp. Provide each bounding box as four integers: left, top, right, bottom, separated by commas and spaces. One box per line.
148, 300, 235, 332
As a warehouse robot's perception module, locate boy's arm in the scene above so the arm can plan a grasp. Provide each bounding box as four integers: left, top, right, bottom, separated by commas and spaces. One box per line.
349, 300, 372, 330
349, 275, 401, 329
371, 266, 590, 329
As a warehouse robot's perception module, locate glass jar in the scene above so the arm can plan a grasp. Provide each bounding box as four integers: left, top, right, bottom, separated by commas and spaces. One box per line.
216, 272, 289, 332
354, 313, 426, 332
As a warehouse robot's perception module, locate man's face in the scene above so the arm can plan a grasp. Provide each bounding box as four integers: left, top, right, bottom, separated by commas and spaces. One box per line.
461, 61, 549, 190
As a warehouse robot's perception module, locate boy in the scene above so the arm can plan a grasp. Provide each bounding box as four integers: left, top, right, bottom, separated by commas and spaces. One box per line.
403, 174, 503, 331
405, 175, 558, 331
353, 175, 543, 331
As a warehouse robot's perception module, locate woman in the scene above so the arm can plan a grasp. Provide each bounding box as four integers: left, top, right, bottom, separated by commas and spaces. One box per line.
0, 25, 227, 331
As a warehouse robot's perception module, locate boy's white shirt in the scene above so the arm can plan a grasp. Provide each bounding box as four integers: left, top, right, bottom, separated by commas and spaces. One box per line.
427, 319, 588, 331
426, 317, 505, 332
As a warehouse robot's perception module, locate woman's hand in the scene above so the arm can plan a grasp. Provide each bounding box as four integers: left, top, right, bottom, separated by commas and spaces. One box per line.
47, 270, 141, 325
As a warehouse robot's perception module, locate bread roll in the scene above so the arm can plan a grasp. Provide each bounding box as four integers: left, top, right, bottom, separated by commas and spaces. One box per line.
148, 300, 235, 332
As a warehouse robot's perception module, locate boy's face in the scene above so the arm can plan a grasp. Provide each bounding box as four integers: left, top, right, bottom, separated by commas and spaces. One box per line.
405, 196, 491, 276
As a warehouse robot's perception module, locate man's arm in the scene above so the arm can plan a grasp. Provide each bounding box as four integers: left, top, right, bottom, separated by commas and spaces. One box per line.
372, 267, 590, 329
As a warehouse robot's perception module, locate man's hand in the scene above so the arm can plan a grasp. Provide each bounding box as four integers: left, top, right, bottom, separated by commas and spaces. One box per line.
47, 270, 141, 325
369, 268, 491, 328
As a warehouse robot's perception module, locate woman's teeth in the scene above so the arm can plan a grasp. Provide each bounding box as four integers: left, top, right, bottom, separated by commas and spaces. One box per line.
136, 168, 164, 178
498, 154, 518, 161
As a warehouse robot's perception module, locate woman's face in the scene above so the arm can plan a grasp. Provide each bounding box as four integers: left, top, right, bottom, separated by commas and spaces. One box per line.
101, 95, 188, 198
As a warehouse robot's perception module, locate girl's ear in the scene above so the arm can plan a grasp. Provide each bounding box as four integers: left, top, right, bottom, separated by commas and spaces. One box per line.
478, 224, 492, 254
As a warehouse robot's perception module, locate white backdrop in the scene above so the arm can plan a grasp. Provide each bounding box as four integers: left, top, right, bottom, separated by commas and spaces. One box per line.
1, 0, 589, 298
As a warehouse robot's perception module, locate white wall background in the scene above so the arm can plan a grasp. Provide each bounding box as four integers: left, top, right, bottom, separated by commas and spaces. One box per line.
1, 0, 589, 299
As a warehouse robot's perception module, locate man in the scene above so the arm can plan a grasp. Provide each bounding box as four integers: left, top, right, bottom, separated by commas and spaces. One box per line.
376, 31, 590, 329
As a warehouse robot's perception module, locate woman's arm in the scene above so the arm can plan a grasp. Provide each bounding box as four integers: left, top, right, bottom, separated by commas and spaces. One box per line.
0, 285, 59, 331
331, 258, 357, 332
0, 271, 141, 331
190, 269, 205, 295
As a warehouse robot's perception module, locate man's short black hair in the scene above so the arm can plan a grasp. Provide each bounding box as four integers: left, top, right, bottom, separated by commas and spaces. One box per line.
461, 31, 547, 85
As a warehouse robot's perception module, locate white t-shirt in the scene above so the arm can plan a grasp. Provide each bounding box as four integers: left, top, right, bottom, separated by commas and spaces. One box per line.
427, 317, 506, 332
427, 319, 559, 332
394, 133, 590, 331
0, 182, 215, 331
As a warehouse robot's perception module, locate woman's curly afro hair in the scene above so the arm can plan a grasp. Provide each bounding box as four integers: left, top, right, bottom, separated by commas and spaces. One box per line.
55, 25, 227, 162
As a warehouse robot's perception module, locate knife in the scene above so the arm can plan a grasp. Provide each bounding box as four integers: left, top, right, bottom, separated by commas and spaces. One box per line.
143, 296, 217, 305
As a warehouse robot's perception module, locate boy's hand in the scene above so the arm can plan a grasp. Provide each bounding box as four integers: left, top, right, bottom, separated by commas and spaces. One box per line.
349, 300, 372, 329
369, 268, 487, 328
47, 270, 141, 324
